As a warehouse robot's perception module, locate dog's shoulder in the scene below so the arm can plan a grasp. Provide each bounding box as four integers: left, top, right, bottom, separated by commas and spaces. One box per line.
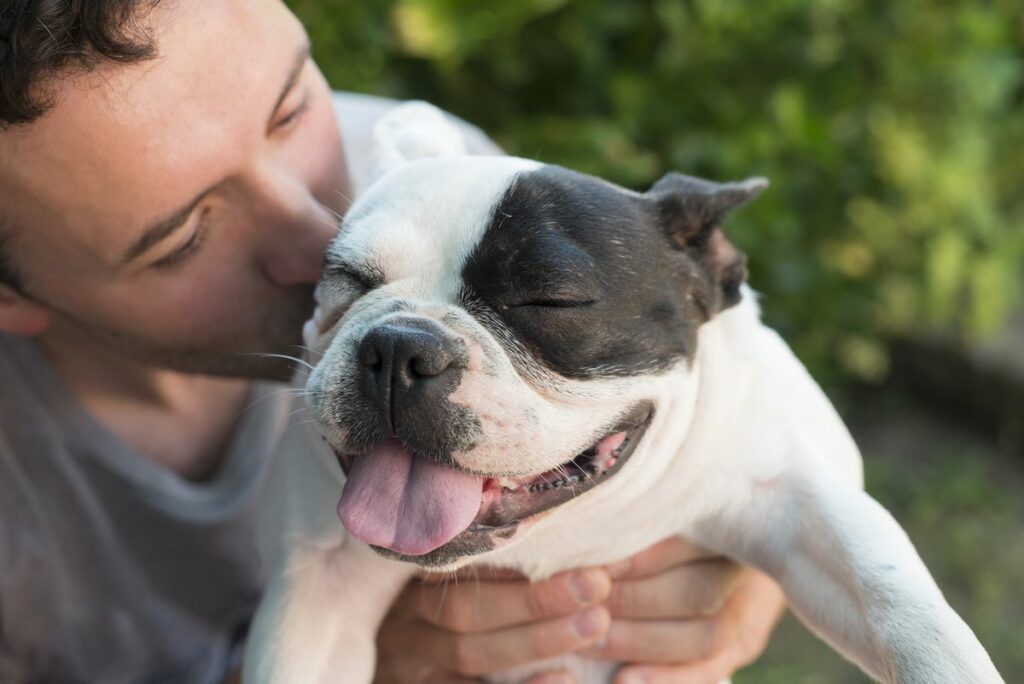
331, 92, 503, 196
705, 285, 863, 486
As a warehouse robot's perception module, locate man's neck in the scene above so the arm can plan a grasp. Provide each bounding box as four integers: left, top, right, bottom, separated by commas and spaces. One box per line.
37, 335, 253, 481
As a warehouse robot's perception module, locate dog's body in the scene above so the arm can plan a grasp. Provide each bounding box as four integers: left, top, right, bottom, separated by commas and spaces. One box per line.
244, 104, 1002, 683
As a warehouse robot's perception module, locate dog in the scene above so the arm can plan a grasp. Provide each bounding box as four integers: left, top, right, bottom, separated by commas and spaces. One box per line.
243, 103, 1003, 683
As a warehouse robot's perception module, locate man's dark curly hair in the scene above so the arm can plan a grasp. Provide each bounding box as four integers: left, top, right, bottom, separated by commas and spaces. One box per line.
0, 0, 158, 288
0, 0, 159, 127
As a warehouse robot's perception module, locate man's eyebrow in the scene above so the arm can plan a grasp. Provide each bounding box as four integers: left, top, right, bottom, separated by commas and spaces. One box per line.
269, 41, 312, 127
122, 190, 210, 265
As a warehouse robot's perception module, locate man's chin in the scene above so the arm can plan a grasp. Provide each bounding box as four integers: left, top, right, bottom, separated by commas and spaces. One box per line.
45, 317, 310, 382
41, 290, 316, 382
108, 326, 315, 381
141, 350, 302, 382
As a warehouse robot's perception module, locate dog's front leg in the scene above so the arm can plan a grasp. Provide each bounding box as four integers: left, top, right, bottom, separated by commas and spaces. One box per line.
691, 466, 1002, 684
244, 537, 414, 684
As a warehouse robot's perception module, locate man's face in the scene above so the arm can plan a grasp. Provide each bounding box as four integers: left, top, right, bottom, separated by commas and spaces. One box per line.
0, 0, 347, 378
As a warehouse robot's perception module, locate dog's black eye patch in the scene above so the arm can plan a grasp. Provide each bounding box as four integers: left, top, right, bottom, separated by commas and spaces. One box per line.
462, 165, 708, 378
509, 295, 597, 309
498, 252, 601, 309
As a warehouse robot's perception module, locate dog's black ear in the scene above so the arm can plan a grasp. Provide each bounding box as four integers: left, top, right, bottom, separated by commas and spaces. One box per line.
647, 173, 768, 310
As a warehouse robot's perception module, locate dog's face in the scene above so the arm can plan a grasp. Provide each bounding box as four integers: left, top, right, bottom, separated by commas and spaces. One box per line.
304, 146, 765, 567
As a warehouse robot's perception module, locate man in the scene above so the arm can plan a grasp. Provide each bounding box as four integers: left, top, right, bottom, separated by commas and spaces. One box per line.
0, 1, 785, 682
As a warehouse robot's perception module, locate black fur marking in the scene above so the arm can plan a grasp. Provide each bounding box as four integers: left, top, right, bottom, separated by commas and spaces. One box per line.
462, 166, 760, 378
648, 172, 766, 310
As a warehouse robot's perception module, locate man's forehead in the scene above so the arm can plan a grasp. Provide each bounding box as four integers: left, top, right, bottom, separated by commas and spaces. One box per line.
0, 0, 304, 244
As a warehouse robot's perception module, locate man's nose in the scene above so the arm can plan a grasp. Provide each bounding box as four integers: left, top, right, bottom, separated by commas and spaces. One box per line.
357, 320, 468, 432
251, 165, 341, 286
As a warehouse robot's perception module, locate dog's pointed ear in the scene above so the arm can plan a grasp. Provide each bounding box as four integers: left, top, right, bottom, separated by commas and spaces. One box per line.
647, 173, 768, 246
372, 101, 470, 180
647, 173, 768, 310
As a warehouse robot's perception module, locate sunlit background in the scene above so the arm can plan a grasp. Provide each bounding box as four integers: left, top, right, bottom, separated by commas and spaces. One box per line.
287, 1, 1024, 680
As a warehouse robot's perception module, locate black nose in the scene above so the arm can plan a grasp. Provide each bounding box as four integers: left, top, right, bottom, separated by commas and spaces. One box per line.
357, 320, 467, 431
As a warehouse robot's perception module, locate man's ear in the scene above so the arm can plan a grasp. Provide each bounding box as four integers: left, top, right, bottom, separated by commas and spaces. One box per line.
371, 101, 471, 180
647, 172, 768, 310
0, 284, 51, 336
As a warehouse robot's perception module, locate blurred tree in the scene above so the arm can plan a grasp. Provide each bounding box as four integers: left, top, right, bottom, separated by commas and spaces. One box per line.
288, 0, 1024, 387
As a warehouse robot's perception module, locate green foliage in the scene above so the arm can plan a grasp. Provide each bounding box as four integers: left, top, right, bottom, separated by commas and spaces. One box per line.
288, 0, 1024, 385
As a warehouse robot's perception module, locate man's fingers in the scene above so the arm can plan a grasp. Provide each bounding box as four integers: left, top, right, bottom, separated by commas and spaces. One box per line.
599, 570, 786, 675
405, 606, 611, 676
410, 569, 611, 632
604, 537, 717, 579
606, 559, 744, 619
586, 617, 727, 664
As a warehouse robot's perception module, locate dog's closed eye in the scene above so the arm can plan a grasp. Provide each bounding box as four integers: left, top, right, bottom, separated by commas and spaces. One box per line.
306, 261, 383, 342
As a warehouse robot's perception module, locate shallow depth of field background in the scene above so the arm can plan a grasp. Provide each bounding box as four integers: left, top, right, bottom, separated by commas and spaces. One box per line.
287, 1, 1024, 680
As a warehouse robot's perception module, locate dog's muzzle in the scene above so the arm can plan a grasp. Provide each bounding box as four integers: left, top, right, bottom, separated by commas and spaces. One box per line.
357, 318, 468, 433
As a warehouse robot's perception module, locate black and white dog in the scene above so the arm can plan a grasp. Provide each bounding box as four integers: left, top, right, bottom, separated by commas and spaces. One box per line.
244, 103, 1002, 683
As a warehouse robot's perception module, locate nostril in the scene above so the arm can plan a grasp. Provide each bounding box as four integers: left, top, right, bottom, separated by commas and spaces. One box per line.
409, 347, 453, 378
410, 357, 430, 378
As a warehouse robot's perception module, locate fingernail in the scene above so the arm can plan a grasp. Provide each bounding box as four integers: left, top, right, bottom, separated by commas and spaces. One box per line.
574, 606, 607, 639
569, 571, 598, 605
605, 558, 631, 578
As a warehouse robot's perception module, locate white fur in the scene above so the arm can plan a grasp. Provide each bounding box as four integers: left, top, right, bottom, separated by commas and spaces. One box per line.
245, 103, 1003, 684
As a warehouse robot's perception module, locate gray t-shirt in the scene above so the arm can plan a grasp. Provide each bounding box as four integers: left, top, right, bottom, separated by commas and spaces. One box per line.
0, 93, 499, 684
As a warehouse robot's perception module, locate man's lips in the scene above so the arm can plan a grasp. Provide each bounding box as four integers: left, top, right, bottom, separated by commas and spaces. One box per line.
331, 404, 653, 557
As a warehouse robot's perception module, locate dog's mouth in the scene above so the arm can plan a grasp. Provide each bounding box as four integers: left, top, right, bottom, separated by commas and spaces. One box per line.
330, 403, 652, 565
474, 408, 651, 528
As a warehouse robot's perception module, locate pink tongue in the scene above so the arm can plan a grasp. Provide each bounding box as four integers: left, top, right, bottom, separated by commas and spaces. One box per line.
338, 439, 484, 556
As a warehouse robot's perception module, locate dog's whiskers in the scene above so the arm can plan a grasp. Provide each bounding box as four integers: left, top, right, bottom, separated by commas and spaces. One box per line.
290, 344, 325, 361
333, 188, 355, 208
236, 385, 317, 418
315, 199, 350, 233
240, 352, 316, 372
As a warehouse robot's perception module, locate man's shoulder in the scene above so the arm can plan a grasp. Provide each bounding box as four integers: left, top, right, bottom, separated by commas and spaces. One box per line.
331, 92, 503, 192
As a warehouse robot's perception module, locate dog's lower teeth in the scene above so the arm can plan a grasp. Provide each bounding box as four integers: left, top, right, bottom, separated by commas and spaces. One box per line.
521, 439, 638, 494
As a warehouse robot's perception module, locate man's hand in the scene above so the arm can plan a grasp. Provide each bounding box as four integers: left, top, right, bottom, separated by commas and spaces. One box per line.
591, 538, 785, 684
374, 566, 612, 684
374, 538, 785, 684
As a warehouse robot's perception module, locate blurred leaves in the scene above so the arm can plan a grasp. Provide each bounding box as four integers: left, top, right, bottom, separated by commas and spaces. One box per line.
289, 0, 1024, 386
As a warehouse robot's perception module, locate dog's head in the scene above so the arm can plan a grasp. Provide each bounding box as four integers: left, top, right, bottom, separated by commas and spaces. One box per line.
303, 104, 766, 567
